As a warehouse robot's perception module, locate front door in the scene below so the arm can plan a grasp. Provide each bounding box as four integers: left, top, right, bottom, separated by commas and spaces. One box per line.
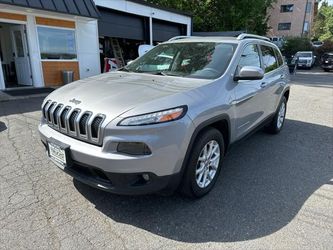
233, 43, 267, 139
10, 25, 32, 86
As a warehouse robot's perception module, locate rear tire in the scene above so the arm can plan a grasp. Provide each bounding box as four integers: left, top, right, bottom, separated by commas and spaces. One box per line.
180, 128, 225, 198
266, 96, 287, 134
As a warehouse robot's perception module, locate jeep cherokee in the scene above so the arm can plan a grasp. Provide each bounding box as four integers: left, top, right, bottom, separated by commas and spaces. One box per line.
39, 34, 290, 198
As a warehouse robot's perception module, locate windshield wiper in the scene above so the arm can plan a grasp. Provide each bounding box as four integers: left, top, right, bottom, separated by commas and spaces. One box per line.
154, 71, 183, 76
118, 67, 131, 72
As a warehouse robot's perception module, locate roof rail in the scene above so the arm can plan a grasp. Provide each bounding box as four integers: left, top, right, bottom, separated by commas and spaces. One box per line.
237, 33, 270, 41
168, 36, 192, 41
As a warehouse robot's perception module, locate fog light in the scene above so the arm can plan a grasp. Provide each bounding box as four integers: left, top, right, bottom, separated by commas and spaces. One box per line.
117, 142, 152, 156
142, 174, 150, 181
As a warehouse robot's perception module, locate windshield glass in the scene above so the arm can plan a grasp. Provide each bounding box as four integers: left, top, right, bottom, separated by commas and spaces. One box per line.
323, 54, 333, 59
125, 42, 237, 79
297, 52, 312, 57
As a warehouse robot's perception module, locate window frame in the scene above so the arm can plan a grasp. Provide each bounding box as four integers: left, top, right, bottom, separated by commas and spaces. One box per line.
236, 43, 262, 70
274, 48, 284, 67
280, 4, 294, 13
306, 2, 312, 13
259, 44, 280, 74
37, 25, 78, 62
278, 22, 291, 31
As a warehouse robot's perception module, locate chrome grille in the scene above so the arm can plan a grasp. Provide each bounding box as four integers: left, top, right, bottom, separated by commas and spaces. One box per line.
42, 100, 105, 146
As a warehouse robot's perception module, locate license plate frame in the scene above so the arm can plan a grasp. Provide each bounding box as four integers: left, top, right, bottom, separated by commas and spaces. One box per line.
47, 138, 72, 169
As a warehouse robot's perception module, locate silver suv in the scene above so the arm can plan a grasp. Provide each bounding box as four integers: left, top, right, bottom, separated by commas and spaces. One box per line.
39, 34, 290, 198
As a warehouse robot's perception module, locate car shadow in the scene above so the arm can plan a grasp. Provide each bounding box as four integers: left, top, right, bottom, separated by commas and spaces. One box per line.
0, 97, 44, 117
74, 119, 333, 243
0, 121, 7, 132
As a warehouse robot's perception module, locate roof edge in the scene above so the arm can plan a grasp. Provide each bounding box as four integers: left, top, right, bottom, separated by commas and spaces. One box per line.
127, 0, 192, 17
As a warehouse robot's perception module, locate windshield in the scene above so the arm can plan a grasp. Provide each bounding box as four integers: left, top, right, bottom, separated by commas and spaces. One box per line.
323, 54, 333, 59
124, 42, 237, 79
296, 52, 312, 57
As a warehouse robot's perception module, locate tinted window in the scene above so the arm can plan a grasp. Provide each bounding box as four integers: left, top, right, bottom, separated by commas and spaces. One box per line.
126, 42, 237, 79
306, 2, 312, 13
275, 49, 284, 66
278, 23, 291, 30
280, 4, 294, 12
261, 46, 278, 73
238, 44, 261, 68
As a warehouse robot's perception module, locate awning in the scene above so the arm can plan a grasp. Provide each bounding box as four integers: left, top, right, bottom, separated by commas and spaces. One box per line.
0, 0, 99, 19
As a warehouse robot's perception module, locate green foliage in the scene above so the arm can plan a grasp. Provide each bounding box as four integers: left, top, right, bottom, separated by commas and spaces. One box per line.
313, 2, 333, 41
282, 37, 313, 57
145, 0, 276, 35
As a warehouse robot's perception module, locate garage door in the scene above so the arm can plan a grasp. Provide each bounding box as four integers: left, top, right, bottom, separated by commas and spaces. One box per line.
153, 19, 186, 42
98, 8, 146, 41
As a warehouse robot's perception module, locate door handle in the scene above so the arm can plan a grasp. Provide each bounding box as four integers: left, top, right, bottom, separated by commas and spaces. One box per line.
261, 82, 268, 88
280, 74, 286, 79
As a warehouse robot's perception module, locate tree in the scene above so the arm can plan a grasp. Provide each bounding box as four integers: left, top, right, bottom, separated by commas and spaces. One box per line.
145, 0, 276, 35
281, 37, 312, 57
313, 2, 333, 41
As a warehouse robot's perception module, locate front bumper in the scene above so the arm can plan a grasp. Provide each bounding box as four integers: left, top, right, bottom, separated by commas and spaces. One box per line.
322, 64, 333, 69
39, 115, 194, 194
297, 63, 312, 68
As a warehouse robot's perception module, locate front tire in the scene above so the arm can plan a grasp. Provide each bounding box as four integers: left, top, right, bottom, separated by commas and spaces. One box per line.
180, 128, 225, 198
266, 96, 287, 134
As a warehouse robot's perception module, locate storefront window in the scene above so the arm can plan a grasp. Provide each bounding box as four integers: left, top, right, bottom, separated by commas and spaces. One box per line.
37, 26, 77, 60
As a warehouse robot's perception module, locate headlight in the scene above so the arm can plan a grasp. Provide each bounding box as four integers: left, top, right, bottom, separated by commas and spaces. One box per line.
118, 106, 187, 126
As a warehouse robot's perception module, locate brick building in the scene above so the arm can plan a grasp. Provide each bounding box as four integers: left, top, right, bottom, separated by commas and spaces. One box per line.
267, 0, 319, 38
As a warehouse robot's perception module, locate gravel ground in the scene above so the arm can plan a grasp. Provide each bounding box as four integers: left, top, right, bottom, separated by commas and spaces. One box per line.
0, 70, 332, 249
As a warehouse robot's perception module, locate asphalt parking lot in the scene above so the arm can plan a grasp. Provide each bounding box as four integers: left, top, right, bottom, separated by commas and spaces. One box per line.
0, 69, 332, 249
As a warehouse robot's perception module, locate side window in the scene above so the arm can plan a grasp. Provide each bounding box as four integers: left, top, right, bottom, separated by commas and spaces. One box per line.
238, 44, 261, 69
261, 45, 278, 73
275, 49, 284, 66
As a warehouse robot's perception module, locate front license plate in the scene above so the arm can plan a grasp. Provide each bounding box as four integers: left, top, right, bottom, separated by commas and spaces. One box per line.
48, 141, 67, 169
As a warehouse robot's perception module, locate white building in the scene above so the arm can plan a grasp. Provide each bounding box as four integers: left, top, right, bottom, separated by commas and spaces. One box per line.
0, 0, 192, 91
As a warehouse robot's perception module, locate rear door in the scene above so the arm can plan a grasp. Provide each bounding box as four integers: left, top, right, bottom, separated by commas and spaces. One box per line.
233, 43, 267, 139
259, 45, 285, 115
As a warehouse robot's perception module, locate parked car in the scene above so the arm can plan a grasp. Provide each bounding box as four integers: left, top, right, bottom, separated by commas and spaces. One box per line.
39, 34, 290, 198
270, 36, 284, 48
311, 41, 324, 48
293, 51, 316, 69
320, 52, 333, 72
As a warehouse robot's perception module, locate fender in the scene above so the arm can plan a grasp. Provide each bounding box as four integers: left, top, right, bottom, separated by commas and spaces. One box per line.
163, 114, 231, 193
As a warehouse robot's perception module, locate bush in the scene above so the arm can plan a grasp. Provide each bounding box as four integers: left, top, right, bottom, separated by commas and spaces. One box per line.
281, 37, 313, 57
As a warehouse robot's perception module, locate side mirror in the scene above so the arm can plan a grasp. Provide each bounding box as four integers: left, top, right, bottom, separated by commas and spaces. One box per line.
234, 66, 264, 81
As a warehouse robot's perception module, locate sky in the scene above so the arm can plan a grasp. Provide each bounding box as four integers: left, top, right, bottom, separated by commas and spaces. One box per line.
322, 0, 333, 6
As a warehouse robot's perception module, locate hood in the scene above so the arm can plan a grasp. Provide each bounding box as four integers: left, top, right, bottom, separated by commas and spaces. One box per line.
45, 72, 211, 119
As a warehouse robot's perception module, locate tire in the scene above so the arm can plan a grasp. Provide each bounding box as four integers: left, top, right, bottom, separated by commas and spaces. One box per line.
180, 128, 225, 198
266, 96, 287, 134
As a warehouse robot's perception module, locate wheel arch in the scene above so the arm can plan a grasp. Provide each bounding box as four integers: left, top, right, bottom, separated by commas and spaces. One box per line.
283, 88, 290, 102
180, 114, 231, 173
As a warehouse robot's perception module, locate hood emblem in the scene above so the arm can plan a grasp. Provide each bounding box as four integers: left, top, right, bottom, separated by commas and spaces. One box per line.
69, 98, 81, 105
